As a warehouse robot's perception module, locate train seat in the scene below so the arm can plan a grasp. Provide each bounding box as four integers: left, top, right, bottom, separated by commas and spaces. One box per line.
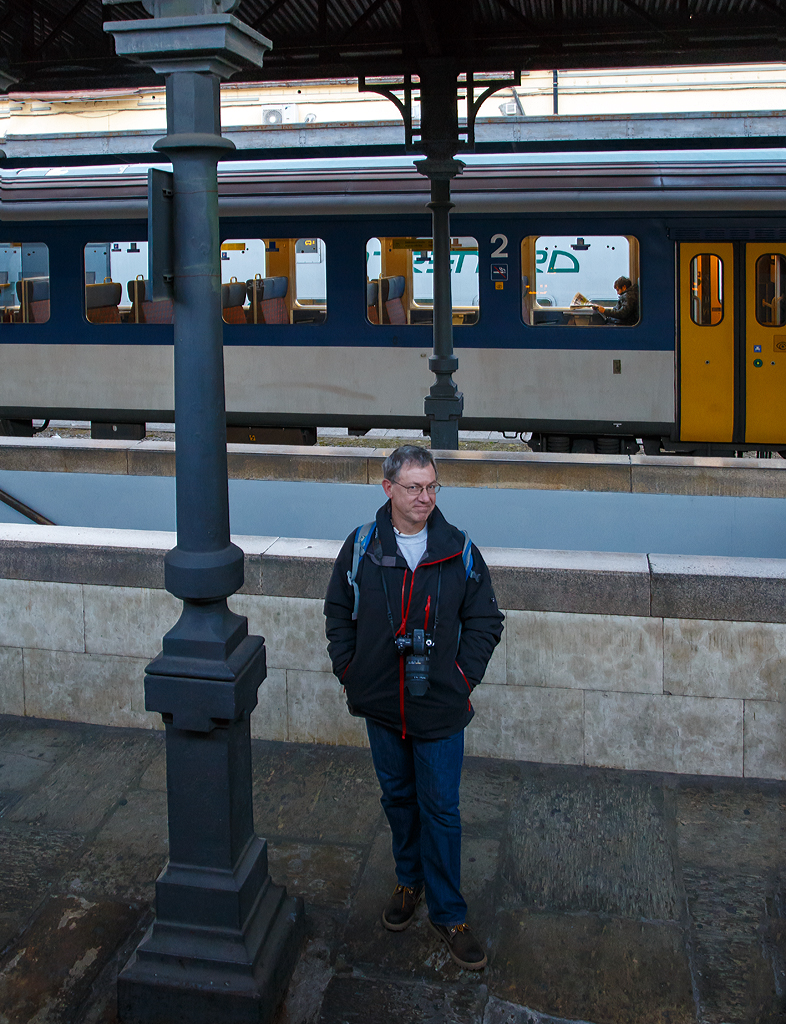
222, 280, 248, 324
16, 277, 50, 323
367, 280, 380, 323
380, 276, 407, 325
85, 281, 122, 324
247, 276, 289, 324
127, 279, 174, 324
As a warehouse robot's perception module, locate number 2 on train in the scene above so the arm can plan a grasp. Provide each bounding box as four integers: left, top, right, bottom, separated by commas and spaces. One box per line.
490, 234, 508, 258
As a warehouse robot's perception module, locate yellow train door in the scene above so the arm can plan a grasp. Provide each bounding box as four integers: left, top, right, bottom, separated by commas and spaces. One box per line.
744, 243, 786, 444
677, 242, 736, 443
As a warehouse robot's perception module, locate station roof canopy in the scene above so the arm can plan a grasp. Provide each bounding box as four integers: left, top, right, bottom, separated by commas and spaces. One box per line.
4, 1, 786, 93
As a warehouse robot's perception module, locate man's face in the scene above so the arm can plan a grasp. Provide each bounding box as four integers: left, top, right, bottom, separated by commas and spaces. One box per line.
382, 461, 437, 535
615, 284, 627, 296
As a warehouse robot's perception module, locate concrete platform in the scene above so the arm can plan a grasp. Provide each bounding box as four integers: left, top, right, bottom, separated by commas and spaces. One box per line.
2, 436, 786, 498
0, 715, 783, 1024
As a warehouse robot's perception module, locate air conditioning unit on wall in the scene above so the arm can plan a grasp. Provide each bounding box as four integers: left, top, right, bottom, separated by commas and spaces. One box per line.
260, 104, 298, 125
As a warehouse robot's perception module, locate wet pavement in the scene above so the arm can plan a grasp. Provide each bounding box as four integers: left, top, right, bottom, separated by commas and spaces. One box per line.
0, 714, 784, 1024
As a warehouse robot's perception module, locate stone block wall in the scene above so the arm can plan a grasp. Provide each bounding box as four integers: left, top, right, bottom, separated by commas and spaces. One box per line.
0, 524, 783, 780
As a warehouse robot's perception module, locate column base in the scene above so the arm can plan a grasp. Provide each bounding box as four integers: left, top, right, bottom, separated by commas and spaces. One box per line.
425, 390, 464, 451
117, 880, 304, 1024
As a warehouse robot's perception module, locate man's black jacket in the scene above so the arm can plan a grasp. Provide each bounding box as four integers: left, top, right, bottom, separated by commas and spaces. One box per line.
324, 501, 504, 740
606, 282, 639, 324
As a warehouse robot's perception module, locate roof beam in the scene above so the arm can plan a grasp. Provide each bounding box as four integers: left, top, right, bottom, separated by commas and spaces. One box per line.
408, 0, 442, 56
251, 0, 292, 33
35, 0, 93, 55
490, 0, 537, 30
749, 0, 786, 18
0, 1, 20, 38
340, 0, 393, 44
614, 0, 676, 44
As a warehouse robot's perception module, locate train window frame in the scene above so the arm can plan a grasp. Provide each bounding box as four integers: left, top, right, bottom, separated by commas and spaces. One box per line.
0, 242, 50, 325
754, 253, 786, 328
521, 234, 640, 328
220, 237, 327, 325
689, 253, 724, 327
365, 236, 480, 326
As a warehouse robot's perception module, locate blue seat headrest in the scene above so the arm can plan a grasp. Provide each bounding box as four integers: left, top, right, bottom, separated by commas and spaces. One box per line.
127, 279, 148, 303
222, 281, 247, 308
381, 276, 405, 302
86, 282, 122, 309
367, 281, 379, 305
17, 277, 49, 302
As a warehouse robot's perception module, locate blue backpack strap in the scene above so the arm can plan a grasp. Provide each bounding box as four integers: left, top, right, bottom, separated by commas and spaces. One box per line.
457, 530, 481, 653
461, 530, 481, 581
347, 521, 376, 620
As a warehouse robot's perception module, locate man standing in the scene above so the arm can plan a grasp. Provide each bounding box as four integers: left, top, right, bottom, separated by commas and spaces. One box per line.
324, 446, 503, 969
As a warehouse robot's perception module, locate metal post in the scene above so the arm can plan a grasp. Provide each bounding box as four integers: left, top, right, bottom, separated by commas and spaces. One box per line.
415, 60, 464, 450
104, 6, 303, 1022
422, 169, 464, 450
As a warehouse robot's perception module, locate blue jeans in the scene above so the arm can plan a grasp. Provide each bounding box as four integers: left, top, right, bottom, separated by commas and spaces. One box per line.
365, 718, 466, 926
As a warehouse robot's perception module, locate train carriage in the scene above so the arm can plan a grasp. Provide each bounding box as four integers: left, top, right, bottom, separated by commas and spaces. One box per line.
1, 151, 786, 455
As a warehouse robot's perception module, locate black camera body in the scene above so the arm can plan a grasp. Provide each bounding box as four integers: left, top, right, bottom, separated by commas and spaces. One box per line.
395, 628, 434, 696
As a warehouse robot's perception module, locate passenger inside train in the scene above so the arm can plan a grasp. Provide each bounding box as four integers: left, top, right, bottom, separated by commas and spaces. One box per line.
591, 276, 639, 324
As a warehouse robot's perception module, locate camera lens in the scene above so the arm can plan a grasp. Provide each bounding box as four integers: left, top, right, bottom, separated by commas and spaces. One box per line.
405, 654, 430, 696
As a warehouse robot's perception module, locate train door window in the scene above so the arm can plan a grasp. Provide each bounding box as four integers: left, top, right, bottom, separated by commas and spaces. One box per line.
83, 241, 171, 324
221, 237, 327, 324
689, 253, 723, 326
754, 253, 786, 326
521, 235, 638, 326
365, 236, 479, 325
0, 243, 50, 323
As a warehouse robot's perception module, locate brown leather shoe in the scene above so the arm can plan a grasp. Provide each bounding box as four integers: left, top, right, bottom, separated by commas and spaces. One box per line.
381, 884, 424, 931
428, 919, 487, 969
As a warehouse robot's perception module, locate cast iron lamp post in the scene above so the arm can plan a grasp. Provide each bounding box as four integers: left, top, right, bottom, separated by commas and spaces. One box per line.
104, 3, 303, 1021
416, 61, 465, 452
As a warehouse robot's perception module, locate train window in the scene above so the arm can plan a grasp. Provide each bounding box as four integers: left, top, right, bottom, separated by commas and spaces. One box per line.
689, 254, 723, 327
83, 241, 174, 324
521, 235, 639, 326
365, 236, 479, 325
220, 237, 327, 324
755, 254, 786, 327
0, 243, 50, 324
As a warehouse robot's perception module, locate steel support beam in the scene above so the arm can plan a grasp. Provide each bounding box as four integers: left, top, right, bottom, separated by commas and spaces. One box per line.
104, 4, 303, 1022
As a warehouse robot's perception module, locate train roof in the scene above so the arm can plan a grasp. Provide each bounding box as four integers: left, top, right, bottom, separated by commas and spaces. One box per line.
3, 150, 786, 220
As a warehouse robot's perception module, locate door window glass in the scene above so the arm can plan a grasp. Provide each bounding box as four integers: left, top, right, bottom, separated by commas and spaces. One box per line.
755, 253, 786, 327
689, 253, 723, 326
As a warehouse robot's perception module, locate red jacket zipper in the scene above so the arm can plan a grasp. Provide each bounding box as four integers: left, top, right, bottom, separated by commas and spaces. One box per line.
395, 551, 460, 738
456, 660, 473, 712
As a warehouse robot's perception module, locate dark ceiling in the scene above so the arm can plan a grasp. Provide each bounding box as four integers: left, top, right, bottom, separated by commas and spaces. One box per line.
2, 1, 786, 93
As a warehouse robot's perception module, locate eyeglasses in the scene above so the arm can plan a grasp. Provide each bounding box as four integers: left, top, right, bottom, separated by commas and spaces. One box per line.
392, 481, 441, 496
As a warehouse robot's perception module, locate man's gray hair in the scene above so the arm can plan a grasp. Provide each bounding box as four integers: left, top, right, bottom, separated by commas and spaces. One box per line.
382, 445, 437, 482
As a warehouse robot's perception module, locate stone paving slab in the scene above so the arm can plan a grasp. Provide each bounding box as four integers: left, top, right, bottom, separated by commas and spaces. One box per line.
0, 715, 784, 1024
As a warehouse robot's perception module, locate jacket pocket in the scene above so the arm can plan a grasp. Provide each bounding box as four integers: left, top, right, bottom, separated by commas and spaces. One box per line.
455, 660, 476, 693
